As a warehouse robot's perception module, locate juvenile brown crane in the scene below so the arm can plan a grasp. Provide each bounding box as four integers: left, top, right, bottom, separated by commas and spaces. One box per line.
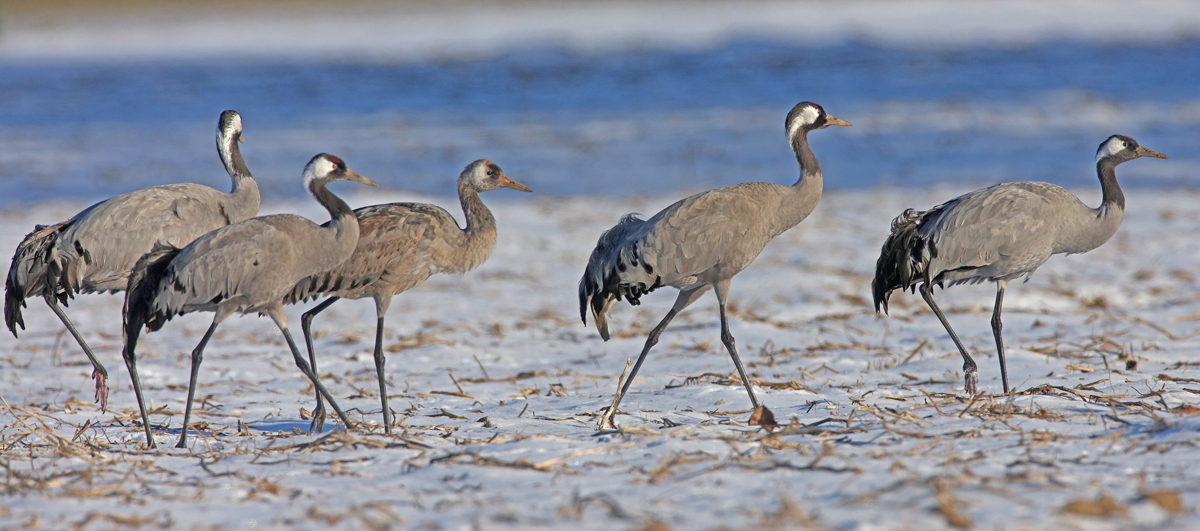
5, 110, 259, 410
123, 153, 376, 448
872, 135, 1167, 395
288, 159, 532, 433
579, 101, 851, 429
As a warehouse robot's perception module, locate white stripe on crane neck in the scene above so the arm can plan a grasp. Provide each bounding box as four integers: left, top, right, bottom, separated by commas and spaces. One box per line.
1095, 136, 1125, 163
303, 156, 337, 196
787, 106, 819, 140
217, 114, 242, 167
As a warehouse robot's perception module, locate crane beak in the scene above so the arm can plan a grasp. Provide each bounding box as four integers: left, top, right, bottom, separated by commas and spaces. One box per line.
498, 174, 533, 192
238, 134, 245, 143
825, 115, 852, 127
1136, 145, 1168, 159
344, 170, 379, 187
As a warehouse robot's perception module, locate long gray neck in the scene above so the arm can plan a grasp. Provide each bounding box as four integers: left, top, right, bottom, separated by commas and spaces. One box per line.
451, 177, 499, 273
1058, 159, 1126, 254
776, 129, 824, 232
311, 178, 358, 242
217, 132, 260, 221
1097, 159, 1125, 211
791, 130, 822, 186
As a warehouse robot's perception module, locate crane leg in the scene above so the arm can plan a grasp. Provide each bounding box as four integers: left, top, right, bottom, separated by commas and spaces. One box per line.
714, 279, 760, 410
177, 319, 220, 449
372, 294, 394, 434
919, 283, 979, 395
268, 305, 352, 432
597, 286, 710, 430
121, 319, 156, 449
991, 283, 1010, 394
44, 295, 109, 411
300, 297, 339, 433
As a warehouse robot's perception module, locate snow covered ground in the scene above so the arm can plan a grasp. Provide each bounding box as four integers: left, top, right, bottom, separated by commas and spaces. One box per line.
3, 185, 1200, 530
2, 0, 1200, 529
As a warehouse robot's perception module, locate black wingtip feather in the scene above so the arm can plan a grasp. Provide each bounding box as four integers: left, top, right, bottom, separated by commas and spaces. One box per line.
125, 244, 182, 338
872, 208, 927, 314
5, 220, 77, 336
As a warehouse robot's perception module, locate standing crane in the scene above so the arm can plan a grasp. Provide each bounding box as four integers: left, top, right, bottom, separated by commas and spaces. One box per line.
123, 153, 376, 449
872, 135, 1167, 395
579, 101, 850, 429
288, 159, 532, 433
5, 110, 260, 410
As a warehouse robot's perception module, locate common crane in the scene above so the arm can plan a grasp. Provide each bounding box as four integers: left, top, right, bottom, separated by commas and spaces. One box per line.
288, 159, 532, 433
123, 153, 375, 448
579, 102, 851, 429
872, 135, 1167, 395
5, 110, 260, 410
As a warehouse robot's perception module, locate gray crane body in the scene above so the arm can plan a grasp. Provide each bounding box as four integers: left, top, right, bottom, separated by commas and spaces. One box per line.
579, 102, 851, 430
908, 181, 1123, 289
4, 110, 259, 410
7, 112, 257, 310
580, 179, 822, 339
873, 135, 1167, 395
150, 213, 361, 321
288, 201, 489, 308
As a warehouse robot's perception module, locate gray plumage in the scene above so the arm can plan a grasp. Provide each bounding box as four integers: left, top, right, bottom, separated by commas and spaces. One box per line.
286, 159, 532, 433
579, 101, 851, 429
122, 153, 377, 449
872, 134, 1168, 395
4, 110, 259, 410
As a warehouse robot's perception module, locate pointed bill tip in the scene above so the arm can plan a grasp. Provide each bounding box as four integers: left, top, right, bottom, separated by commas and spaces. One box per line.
499, 175, 533, 192
1138, 146, 1168, 159
826, 115, 852, 127
346, 170, 378, 187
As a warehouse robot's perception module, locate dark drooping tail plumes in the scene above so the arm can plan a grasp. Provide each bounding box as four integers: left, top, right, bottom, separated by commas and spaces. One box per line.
872, 208, 934, 314
578, 214, 662, 341
5, 221, 82, 336
123, 244, 182, 354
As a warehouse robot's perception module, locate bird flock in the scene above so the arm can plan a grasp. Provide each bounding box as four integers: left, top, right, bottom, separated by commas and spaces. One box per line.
4, 104, 1167, 449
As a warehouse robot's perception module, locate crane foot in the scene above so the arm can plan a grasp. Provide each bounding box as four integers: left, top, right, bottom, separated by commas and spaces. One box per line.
596, 406, 620, 431
308, 403, 327, 434
748, 405, 778, 432
964, 370, 979, 396
92, 370, 109, 412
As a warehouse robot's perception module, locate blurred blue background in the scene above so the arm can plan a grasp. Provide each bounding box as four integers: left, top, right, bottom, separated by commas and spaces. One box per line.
0, 1, 1196, 205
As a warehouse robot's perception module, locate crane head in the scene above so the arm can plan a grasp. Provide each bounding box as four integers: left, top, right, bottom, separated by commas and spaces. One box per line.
1096, 135, 1168, 165
463, 159, 533, 193
786, 101, 852, 141
304, 154, 377, 189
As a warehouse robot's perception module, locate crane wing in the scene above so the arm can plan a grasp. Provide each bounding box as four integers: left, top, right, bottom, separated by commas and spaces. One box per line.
60, 184, 233, 292
286, 203, 452, 303
918, 182, 1065, 284
152, 216, 310, 315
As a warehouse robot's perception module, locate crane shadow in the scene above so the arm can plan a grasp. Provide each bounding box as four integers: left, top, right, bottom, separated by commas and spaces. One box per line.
250, 418, 343, 434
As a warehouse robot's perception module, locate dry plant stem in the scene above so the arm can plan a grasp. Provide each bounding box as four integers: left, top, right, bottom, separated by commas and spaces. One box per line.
0, 392, 61, 449
598, 359, 635, 430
